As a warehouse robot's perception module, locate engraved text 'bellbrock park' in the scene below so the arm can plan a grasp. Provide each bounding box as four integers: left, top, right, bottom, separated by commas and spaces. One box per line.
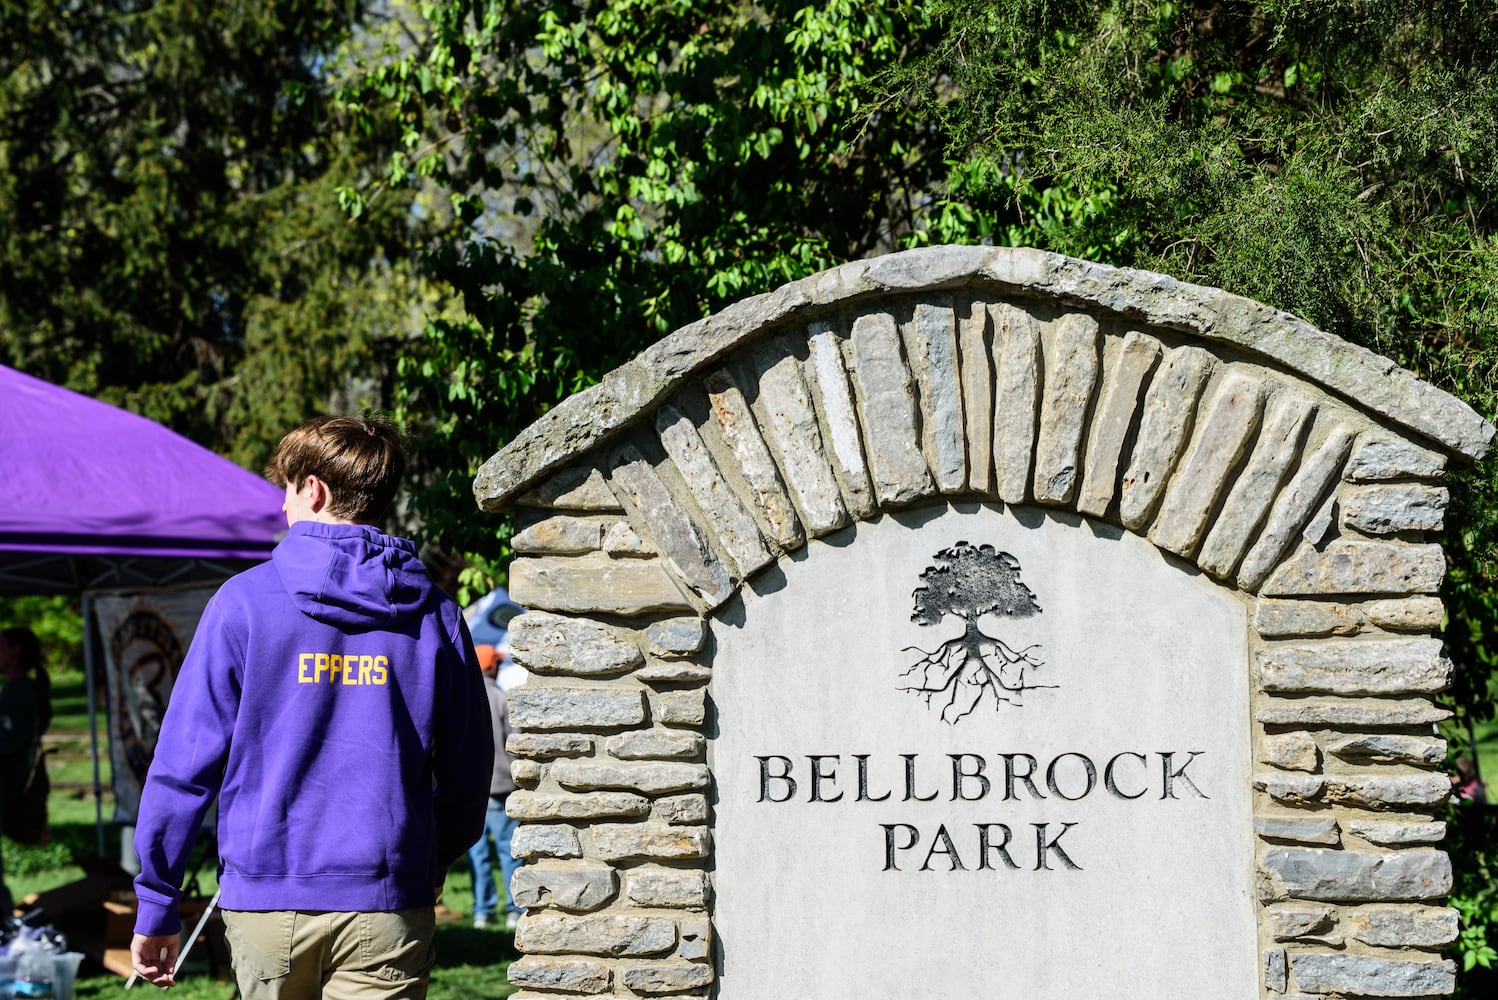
751, 543, 1210, 873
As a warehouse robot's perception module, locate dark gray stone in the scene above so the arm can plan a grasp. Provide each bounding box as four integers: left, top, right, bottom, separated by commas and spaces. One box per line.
510, 864, 619, 913
552, 761, 710, 795
1342, 484, 1449, 535
904, 295, 966, 492
610, 445, 734, 607
1265, 948, 1288, 993
1256, 637, 1451, 695
1033, 312, 1101, 505
1151, 371, 1265, 557
750, 342, 851, 533
1255, 815, 1340, 845
619, 962, 715, 995
1256, 698, 1451, 726
1326, 734, 1446, 766
590, 824, 709, 862
1347, 433, 1447, 481
1077, 330, 1161, 517
506, 791, 652, 821
1238, 425, 1356, 591
655, 404, 773, 579
1118, 345, 1213, 530
806, 322, 877, 517
645, 616, 708, 657
508, 686, 648, 730
704, 367, 804, 546
1260, 848, 1451, 902
1289, 953, 1454, 997
508, 611, 645, 678
1197, 393, 1316, 579
510, 554, 693, 616
1347, 906, 1460, 948
474, 247, 1491, 510
959, 301, 996, 493
516, 913, 677, 957
507, 957, 612, 994
992, 302, 1042, 504
1262, 540, 1445, 597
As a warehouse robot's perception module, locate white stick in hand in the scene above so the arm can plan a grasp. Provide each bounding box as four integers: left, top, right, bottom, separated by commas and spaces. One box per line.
125, 887, 222, 990
173, 888, 222, 978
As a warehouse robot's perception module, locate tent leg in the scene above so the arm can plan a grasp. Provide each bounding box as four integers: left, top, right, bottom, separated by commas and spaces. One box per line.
82, 592, 106, 859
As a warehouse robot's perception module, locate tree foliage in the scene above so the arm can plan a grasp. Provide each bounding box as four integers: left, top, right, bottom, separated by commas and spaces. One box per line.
338, 0, 947, 583
0, 596, 84, 678
0, 0, 426, 470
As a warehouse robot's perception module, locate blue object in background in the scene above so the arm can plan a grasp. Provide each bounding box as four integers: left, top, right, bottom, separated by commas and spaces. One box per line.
463, 587, 525, 652
464, 588, 528, 690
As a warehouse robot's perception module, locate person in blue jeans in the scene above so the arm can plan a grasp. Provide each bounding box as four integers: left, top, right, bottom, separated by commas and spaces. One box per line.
468, 644, 523, 930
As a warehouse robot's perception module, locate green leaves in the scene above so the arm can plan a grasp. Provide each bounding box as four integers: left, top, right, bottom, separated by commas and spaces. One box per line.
335, 0, 945, 575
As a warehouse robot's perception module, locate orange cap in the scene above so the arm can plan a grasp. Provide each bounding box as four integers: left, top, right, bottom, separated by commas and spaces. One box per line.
474, 644, 502, 673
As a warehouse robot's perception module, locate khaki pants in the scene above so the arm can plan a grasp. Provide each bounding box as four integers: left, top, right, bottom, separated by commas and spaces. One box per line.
222, 908, 436, 1000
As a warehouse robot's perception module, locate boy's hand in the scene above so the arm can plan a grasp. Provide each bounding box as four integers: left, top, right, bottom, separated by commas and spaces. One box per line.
131, 933, 179, 988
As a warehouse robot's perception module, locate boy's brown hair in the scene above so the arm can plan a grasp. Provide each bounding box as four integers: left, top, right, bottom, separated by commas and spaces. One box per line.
266, 415, 405, 523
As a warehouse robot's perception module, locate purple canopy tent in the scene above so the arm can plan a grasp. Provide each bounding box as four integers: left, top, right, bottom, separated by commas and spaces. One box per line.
1, 362, 285, 854
0, 363, 284, 594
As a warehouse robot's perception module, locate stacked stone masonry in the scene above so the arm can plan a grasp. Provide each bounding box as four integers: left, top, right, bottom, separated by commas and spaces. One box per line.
478, 247, 1492, 998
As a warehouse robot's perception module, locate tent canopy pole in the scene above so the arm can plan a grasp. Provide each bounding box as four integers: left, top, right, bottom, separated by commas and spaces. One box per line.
82, 591, 105, 858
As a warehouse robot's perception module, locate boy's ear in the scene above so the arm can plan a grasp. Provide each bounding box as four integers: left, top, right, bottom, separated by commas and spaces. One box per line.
306, 475, 331, 513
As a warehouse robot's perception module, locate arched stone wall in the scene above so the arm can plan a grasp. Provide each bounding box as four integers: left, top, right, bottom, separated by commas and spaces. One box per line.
475, 246, 1492, 999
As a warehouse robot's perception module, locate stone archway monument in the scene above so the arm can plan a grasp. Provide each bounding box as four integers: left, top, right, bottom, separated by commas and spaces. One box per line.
476, 246, 1492, 999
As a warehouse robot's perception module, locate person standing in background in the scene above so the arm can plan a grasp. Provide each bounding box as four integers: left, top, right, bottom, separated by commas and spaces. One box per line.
0, 626, 52, 917
1452, 756, 1488, 805
467, 644, 524, 931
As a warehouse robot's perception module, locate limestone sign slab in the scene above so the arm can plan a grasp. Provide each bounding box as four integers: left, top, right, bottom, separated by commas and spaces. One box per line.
712, 508, 1255, 998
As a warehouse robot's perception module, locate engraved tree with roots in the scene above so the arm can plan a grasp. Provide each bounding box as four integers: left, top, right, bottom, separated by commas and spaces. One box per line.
900, 541, 1050, 724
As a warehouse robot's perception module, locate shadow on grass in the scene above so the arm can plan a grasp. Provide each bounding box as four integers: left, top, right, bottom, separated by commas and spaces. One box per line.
436, 922, 520, 967
428, 922, 520, 999
7, 819, 111, 876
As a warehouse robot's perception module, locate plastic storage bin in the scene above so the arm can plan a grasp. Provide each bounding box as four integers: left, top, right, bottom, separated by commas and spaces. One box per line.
52, 954, 83, 1000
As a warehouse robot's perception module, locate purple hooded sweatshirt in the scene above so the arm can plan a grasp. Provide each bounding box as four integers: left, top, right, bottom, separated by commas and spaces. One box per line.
133, 522, 493, 937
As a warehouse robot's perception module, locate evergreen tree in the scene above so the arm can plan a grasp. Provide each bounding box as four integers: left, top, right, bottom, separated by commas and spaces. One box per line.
0, 0, 429, 469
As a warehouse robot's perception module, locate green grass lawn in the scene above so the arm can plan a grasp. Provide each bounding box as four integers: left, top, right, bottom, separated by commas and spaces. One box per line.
5, 671, 516, 999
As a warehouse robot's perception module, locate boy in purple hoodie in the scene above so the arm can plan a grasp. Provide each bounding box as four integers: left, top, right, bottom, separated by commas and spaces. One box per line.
130, 416, 492, 998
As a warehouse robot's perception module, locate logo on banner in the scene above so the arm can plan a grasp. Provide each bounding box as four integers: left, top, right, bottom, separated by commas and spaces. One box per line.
111, 606, 185, 787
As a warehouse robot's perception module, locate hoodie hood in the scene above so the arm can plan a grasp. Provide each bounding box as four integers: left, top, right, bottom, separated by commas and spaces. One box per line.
273, 522, 432, 628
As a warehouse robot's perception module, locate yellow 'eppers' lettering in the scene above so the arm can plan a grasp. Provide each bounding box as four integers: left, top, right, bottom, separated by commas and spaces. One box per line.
296, 652, 389, 686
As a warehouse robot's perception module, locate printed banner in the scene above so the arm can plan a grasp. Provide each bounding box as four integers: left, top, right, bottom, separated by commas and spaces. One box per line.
95, 587, 216, 823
